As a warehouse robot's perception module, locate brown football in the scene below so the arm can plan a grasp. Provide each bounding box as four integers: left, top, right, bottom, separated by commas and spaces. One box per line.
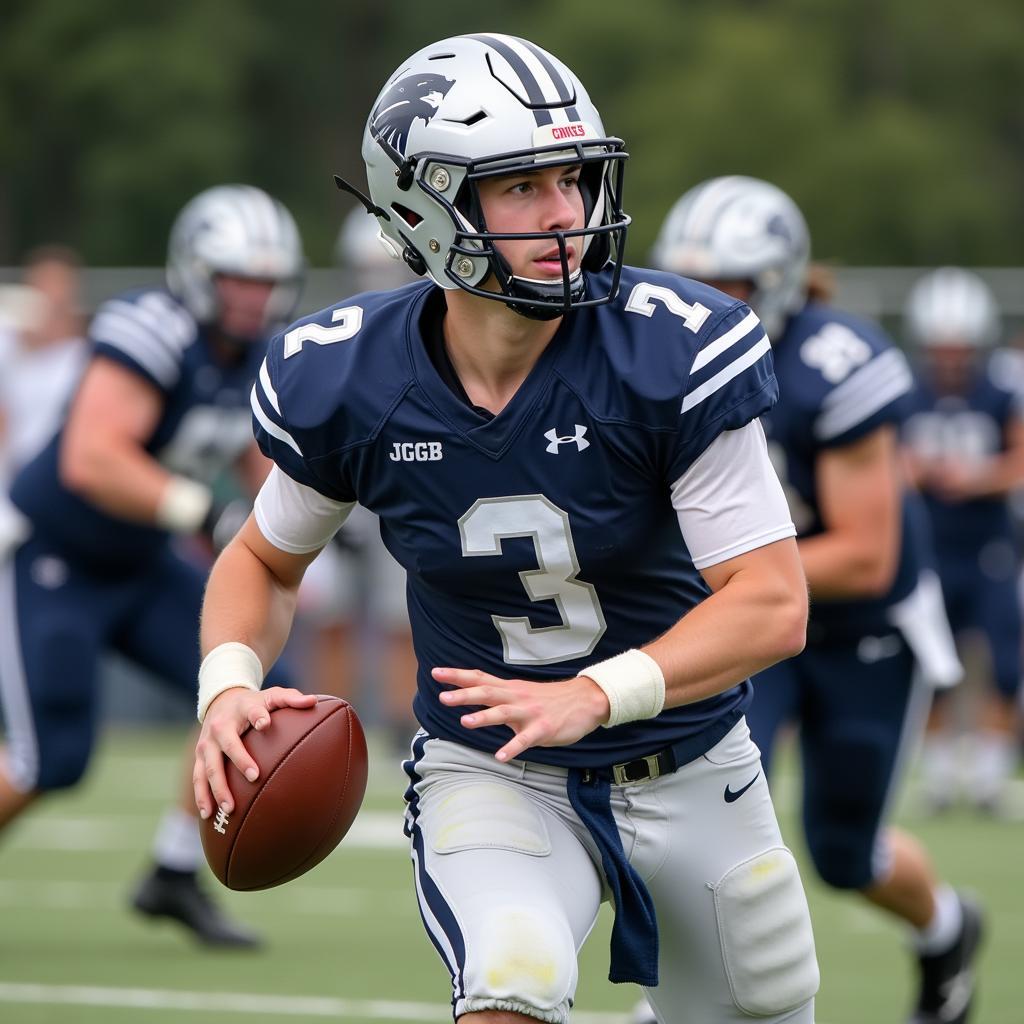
201, 695, 368, 891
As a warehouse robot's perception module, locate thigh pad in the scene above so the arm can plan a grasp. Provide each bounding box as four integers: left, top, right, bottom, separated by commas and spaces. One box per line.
713, 846, 820, 1017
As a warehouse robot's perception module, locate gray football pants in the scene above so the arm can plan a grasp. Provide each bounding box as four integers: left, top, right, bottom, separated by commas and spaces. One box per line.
402, 719, 818, 1023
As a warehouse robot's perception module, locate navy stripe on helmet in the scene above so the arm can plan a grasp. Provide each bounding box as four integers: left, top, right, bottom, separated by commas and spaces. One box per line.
518, 38, 574, 103
517, 38, 580, 120
467, 33, 553, 126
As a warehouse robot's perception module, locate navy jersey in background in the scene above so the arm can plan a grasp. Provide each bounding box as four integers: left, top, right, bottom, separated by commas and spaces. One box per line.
11, 288, 262, 572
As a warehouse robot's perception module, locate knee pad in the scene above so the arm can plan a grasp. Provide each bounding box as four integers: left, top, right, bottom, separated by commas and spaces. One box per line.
713, 847, 820, 1017
459, 903, 576, 1024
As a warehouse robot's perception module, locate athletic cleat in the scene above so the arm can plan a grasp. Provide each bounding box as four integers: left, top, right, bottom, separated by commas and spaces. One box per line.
130, 867, 263, 949
909, 894, 984, 1024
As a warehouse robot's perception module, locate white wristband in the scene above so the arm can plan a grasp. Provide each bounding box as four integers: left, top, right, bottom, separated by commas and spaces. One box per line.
579, 649, 666, 729
197, 642, 264, 723
156, 475, 213, 534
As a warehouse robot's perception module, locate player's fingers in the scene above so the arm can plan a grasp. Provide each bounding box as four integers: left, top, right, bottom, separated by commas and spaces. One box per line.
249, 688, 317, 730
439, 684, 499, 708
198, 739, 235, 814
458, 704, 514, 730
192, 755, 215, 819
263, 687, 318, 710
432, 667, 498, 689
494, 726, 539, 763
246, 705, 270, 732
209, 729, 260, 805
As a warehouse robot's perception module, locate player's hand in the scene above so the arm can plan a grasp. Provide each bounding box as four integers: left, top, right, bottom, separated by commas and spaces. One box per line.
193, 685, 317, 819
929, 460, 983, 502
202, 498, 253, 552
432, 667, 610, 763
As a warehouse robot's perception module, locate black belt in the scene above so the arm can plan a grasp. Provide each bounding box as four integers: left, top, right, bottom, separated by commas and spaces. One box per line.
610, 750, 674, 785
605, 706, 744, 786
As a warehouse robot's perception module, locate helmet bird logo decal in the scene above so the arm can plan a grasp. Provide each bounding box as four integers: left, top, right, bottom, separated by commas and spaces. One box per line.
370, 74, 455, 155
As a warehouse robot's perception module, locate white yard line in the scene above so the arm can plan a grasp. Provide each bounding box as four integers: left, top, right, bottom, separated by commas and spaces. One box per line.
0, 983, 630, 1023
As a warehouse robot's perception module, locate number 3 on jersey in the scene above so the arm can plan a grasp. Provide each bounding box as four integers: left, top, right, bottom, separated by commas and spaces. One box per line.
459, 495, 607, 666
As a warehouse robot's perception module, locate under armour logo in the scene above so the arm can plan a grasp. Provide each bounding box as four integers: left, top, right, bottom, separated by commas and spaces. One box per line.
544, 425, 590, 454
213, 808, 230, 835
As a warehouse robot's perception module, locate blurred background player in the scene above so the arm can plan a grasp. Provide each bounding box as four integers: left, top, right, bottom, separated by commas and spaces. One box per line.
650, 176, 981, 1024
902, 267, 1024, 814
292, 205, 416, 749
0, 246, 88, 559
0, 184, 303, 948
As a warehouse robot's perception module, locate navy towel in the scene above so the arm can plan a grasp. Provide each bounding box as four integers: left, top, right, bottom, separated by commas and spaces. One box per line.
567, 767, 659, 987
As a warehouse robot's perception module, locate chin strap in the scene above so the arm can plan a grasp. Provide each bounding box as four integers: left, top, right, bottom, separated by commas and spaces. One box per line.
505, 273, 587, 321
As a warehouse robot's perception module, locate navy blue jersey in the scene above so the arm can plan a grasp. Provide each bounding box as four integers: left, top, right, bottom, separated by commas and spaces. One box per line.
252, 267, 779, 767
903, 355, 1020, 554
10, 287, 262, 571
762, 302, 923, 640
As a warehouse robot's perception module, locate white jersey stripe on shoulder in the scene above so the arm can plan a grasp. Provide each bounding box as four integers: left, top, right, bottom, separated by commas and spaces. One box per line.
107, 297, 193, 354
681, 336, 771, 414
91, 314, 179, 386
821, 349, 910, 410
258, 359, 281, 415
815, 353, 914, 439
691, 311, 760, 372
822, 355, 914, 418
814, 364, 914, 440
139, 293, 196, 350
105, 299, 168, 342
250, 385, 302, 455
821, 361, 913, 426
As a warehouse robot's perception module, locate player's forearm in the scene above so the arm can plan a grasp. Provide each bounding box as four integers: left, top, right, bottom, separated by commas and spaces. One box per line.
59, 435, 191, 525
644, 568, 806, 709
200, 536, 299, 675
964, 453, 1024, 498
797, 531, 898, 599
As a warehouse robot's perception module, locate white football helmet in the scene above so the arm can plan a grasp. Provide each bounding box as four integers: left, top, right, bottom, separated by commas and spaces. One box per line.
904, 266, 999, 348
651, 176, 810, 339
350, 33, 629, 320
166, 184, 304, 332
334, 205, 414, 293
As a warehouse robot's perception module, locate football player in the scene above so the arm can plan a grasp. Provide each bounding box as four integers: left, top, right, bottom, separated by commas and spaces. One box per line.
193, 34, 820, 1024
903, 267, 1024, 813
650, 176, 983, 1024
0, 185, 303, 947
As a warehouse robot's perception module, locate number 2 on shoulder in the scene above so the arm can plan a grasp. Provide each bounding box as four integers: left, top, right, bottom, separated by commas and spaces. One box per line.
283, 305, 363, 358
625, 283, 711, 333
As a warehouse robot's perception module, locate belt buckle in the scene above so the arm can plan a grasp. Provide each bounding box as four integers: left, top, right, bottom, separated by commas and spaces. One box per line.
612, 752, 662, 785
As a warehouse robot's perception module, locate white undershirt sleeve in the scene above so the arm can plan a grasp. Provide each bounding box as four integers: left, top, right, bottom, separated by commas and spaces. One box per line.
671, 419, 796, 570
253, 465, 355, 554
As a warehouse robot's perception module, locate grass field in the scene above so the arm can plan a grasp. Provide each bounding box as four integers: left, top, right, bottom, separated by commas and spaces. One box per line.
0, 727, 1019, 1024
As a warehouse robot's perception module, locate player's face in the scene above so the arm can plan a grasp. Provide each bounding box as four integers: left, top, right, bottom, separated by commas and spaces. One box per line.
214, 274, 276, 338
926, 341, 977, 389
475, 164, 585, 281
